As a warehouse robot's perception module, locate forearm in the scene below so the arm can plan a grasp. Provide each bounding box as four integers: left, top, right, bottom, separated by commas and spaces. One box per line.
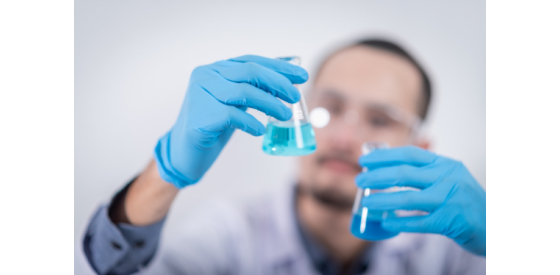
111, 158, 179, 226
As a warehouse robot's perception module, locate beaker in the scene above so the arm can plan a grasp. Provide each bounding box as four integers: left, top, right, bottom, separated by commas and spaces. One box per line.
262, 57, 317, 156
350, 141, 400, 241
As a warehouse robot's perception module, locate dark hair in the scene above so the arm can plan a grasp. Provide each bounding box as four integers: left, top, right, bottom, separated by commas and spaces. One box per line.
317, 38, 432, 120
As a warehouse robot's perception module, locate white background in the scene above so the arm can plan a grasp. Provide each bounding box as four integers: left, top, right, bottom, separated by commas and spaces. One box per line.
74, 0, 485, 273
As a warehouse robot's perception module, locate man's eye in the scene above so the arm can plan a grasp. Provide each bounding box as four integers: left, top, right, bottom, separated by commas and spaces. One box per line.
325, 105, 343, 116
369, 116, 391, 127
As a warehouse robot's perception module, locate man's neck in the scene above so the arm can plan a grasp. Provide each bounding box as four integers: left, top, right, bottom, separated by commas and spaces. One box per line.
296, 190, 370, 264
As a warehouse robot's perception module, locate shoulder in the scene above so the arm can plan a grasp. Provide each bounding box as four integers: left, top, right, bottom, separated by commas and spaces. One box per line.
165, 185, 292, 251
145, 190, 287, 274
377, 233, 486, 275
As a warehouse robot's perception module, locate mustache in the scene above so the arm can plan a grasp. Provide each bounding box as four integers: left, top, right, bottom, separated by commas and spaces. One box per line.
316, 151, 362, 172
296, 185, 355, 211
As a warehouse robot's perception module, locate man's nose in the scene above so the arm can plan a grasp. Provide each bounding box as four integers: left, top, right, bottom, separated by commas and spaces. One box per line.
329, 119, 363, 151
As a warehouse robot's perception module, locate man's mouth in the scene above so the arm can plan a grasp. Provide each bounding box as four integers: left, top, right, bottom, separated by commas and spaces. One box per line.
318, 157, 361, 174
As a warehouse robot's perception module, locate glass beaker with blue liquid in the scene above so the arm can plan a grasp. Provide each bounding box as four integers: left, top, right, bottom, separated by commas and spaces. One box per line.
350, 141, 400, 241
262, 57, 316, 156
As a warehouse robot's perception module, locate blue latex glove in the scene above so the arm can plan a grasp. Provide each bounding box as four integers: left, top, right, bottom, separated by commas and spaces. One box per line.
355, 146, 486, 256
154, 55, 308, 188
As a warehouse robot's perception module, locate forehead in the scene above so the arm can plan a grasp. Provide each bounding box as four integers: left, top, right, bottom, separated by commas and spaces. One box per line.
312, 46, 422, 114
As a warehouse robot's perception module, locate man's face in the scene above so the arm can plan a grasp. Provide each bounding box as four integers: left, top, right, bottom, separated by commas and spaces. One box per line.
298, 46, 423, 210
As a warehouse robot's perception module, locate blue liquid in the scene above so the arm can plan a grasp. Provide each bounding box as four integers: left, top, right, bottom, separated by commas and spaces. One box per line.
350, 210, 399, 241
262, 122, 316, 156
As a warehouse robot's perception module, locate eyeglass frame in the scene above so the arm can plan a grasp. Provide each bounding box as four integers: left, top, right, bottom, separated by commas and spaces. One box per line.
306, 88, 423, 145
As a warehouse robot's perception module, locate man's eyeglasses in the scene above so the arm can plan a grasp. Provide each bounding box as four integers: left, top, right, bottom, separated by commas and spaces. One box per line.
308, 89, 421, 145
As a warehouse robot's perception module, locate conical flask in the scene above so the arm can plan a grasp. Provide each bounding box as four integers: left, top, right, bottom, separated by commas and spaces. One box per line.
262, 57, 317, 156
350, 141, 400, 241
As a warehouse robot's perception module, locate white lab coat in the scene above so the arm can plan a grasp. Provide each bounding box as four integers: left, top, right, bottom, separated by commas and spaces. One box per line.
142, 183, 486, 275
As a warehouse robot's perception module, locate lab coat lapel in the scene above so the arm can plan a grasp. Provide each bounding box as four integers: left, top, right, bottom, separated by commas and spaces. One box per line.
262, 182, 320, 275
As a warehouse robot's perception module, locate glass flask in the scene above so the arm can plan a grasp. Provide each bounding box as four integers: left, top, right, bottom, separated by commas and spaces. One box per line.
350, 141, 400, 241
262, 57, 317, 156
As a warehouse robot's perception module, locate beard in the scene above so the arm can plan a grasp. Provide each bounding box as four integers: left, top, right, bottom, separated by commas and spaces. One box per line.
297, 180, 356, 211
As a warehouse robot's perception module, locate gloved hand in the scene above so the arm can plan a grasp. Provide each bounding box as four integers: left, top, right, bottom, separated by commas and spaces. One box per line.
355, 146, 486, 256
154, 55, 308, 189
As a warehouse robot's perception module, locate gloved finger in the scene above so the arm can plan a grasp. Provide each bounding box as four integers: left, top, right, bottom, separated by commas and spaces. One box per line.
381, 215, 441, 235
361, 190, 443, 212
355, 164, 439, 190
228, 55, 309, 84
211, 61, 301, 104
200, 107, 266, 136
359, 146, 437, 170
199, 79, 292, 121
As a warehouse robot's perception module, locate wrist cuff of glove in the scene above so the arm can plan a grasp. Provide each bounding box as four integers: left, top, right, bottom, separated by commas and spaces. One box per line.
153, 132, 199, 189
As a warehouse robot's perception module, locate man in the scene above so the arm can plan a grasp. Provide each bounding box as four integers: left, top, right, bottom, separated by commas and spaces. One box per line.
83, 39, 486, 275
